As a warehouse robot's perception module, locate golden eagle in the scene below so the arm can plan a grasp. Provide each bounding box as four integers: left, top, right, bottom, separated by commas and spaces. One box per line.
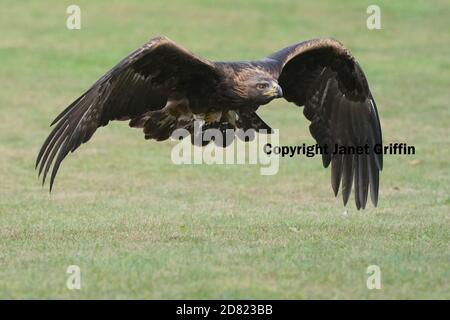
36, 36, 382, 209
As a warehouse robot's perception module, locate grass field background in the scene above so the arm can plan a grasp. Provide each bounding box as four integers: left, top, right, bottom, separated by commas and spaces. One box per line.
0, 0, 449, 299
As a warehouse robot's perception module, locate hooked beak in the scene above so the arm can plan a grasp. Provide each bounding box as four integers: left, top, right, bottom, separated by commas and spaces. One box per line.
270, 82, 283, 98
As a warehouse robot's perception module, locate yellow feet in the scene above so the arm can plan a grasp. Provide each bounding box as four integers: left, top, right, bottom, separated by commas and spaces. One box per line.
201, 112, 222, 124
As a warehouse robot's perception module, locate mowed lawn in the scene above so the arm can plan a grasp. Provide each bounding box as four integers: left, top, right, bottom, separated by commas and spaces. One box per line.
0, 0, 449, 299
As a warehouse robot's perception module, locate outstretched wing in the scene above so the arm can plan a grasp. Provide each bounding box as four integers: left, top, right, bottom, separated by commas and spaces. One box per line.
36, 36, 219, 190
263, 38, 382, 209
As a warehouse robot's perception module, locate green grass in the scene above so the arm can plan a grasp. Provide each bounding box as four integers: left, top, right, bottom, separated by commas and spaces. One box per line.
0, 0, 449, 299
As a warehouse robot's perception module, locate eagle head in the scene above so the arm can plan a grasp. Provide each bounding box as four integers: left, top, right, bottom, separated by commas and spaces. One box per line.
232, 69, 283, 105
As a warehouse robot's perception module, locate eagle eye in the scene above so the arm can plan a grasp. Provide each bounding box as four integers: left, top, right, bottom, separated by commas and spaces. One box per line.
256, 83, 269, 90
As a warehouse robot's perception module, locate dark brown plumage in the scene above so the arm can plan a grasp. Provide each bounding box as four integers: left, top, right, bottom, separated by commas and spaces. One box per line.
36, 36, 382, 209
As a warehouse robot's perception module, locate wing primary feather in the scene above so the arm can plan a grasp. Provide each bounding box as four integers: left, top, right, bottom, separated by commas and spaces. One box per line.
42, 99, 92, 187
341, 154, 354, 206
369, 98, 383, 170
36, 117, 69, 169
331, 154, 343, 196
40, 100, 90, 180
49, 108, 90, 191
354, 156, 361, 210
49, 141, 71, 192
50, 93, 89, 126
41, 125, 70, 186
38, 121, 69, 176
368, 152, 380, 207
358, 153, 369, 209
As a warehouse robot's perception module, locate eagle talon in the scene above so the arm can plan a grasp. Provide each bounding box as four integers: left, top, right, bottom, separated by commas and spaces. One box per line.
204, 112, 222, 124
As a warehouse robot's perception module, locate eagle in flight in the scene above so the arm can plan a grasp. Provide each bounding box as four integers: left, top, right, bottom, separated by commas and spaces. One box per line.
36, 36, 382, 209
